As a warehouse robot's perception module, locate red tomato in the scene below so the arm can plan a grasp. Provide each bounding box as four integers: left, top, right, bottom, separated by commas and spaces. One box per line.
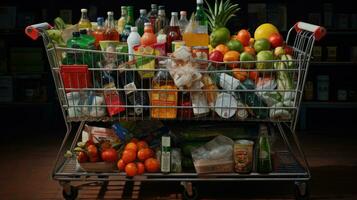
101, 148, 119, 162
125, 162, 138, 177
121, 149, 137, 164
77, 151, 88, 163
87, 144, 99, 162
236, 29, 251, 47
136, 162, 145, 175
117, 159, 125, 171
269, 33, 284, 48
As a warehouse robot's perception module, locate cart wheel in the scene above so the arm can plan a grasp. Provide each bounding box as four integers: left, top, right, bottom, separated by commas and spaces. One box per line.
294, 181, 310, 200
62, 185, 78, 200
183, 186, 198, 200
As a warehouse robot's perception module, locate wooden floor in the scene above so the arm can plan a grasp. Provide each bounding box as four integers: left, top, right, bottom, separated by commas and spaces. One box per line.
0, 131, 356, 200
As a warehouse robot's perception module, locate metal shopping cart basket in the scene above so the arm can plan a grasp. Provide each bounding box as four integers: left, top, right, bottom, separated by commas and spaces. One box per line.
25, 21, 325, 200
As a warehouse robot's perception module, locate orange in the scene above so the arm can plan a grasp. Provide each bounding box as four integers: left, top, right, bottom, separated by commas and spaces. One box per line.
236, 29, 251, 47
121, 149, 136, 164
214, 44, 229, 55
223, 51, 240, 68
137, 148, 154, 161
125, 162, 137, 177
144, 158, 160, 173
136, 162, 145, 175
117, 159, 125, 171
137, 141, 149, 150
244, 46, 256, 56
125, 142, 138, 152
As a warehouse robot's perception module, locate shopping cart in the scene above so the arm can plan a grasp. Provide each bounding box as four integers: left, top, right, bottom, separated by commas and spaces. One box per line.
26, 21, 325, 200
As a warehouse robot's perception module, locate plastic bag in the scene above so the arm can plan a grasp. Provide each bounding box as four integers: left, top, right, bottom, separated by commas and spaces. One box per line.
191, 135, 234, 173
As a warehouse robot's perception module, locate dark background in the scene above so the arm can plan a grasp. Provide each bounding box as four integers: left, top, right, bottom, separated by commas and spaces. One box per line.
0, 0, 356, 133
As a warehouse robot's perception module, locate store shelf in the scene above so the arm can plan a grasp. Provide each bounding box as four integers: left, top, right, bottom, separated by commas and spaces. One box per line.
54, 151, 308, 182
301, 101, 357, 109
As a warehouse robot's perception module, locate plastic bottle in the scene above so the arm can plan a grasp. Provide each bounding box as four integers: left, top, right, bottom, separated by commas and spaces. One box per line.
167, 12, 182, 53
78, 8, 92, 31
258, 124, 273, 173
92, 17, 106, 49
135, 9, 150, 36
178, 11, 189, 34
127, 26, 141, 61
105, 11, 120, 41
79, 29, 95, 48
155, 6, 168, 33
117, 6, 127, 34
140, 22, 157, 46
147, 4, 158, 27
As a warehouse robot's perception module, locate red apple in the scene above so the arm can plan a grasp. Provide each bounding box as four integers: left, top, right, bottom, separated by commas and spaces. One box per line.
209, 50, 224, 62
269, 33, 284, 48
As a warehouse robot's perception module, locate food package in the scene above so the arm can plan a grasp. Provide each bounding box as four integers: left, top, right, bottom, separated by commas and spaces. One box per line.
83, 125, 120, 144
67, 91, 107, 118
191, 135, 234, 174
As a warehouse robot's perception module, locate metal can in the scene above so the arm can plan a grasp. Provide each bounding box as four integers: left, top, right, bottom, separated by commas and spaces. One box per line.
172, 40, 185, 52
234, 140, 254, 173
192, 46, 209, 68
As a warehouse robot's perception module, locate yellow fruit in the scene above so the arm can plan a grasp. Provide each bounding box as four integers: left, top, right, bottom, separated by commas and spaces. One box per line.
223, 51, 240, 68
254, 23, 279, 40
215, 44, 229, 55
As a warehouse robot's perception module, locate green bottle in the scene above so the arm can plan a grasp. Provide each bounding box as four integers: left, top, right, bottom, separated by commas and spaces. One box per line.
210, 70, 268, 119
258, 124, 272, 173
126, 6, 135, 27
195, 0, 208, 33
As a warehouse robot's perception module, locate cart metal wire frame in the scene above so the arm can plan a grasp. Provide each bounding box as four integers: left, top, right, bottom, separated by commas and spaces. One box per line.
26, 21, 325, 199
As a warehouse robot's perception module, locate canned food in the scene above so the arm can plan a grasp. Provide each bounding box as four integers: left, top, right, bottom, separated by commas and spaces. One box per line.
192, 46, 209, 68
214, 93, 237, 119
172, 40, 185, 52
234, 140, 254, 173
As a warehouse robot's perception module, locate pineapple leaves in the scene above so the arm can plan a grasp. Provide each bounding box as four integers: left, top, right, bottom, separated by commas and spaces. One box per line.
204, 0, 240, 31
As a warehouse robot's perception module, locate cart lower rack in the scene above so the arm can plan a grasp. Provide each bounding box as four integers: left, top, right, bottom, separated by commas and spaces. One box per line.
25, 21, 325, 199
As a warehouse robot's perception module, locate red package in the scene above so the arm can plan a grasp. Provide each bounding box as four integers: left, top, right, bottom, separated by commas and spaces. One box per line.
60, 65, 92, 93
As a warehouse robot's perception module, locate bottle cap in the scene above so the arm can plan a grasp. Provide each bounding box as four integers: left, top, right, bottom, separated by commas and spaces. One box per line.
131, 26, 138, 32
144, 22, 152, 26
97, 17, 104, 24
72, 32, 80, 37
79, 29, 87, 35
81, 8, 87, 13
158, 10, 165, 15
127, 6, 134, 11
140, 9, 147, 15
107, 11, 114, 16
158, 5, 165, 10
197, 0, 203, 4
151, 4, 157, 9
180, 11, 187, 16
171, 12, 178, 16
121, 6, 127, 10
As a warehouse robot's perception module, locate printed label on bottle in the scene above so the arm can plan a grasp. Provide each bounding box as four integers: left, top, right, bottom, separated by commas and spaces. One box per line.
124, 82, 137, 95
259, 150, 269, 159
161, 151, 171, 172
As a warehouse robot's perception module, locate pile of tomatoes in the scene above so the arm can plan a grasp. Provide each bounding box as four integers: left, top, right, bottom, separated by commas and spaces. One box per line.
117, 138, 160, 177
76, 140, 119, 163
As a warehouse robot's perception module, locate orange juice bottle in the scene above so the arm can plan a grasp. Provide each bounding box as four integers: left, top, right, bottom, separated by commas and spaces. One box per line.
151, 69, 178, 119
141, 22, 157, 46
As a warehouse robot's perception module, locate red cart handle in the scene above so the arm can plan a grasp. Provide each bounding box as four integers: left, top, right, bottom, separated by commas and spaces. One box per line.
25, 22, 53, 40
294, 22, 326, 41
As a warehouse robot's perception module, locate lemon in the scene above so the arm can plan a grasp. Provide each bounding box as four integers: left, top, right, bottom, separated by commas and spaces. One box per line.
254, 23, 279, 40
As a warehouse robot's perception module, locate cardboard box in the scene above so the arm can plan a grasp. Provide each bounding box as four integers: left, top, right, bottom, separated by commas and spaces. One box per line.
0, 76, 13, 102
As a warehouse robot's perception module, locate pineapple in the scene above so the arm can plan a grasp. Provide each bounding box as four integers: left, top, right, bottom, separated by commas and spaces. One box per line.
204, 0, 240, 47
